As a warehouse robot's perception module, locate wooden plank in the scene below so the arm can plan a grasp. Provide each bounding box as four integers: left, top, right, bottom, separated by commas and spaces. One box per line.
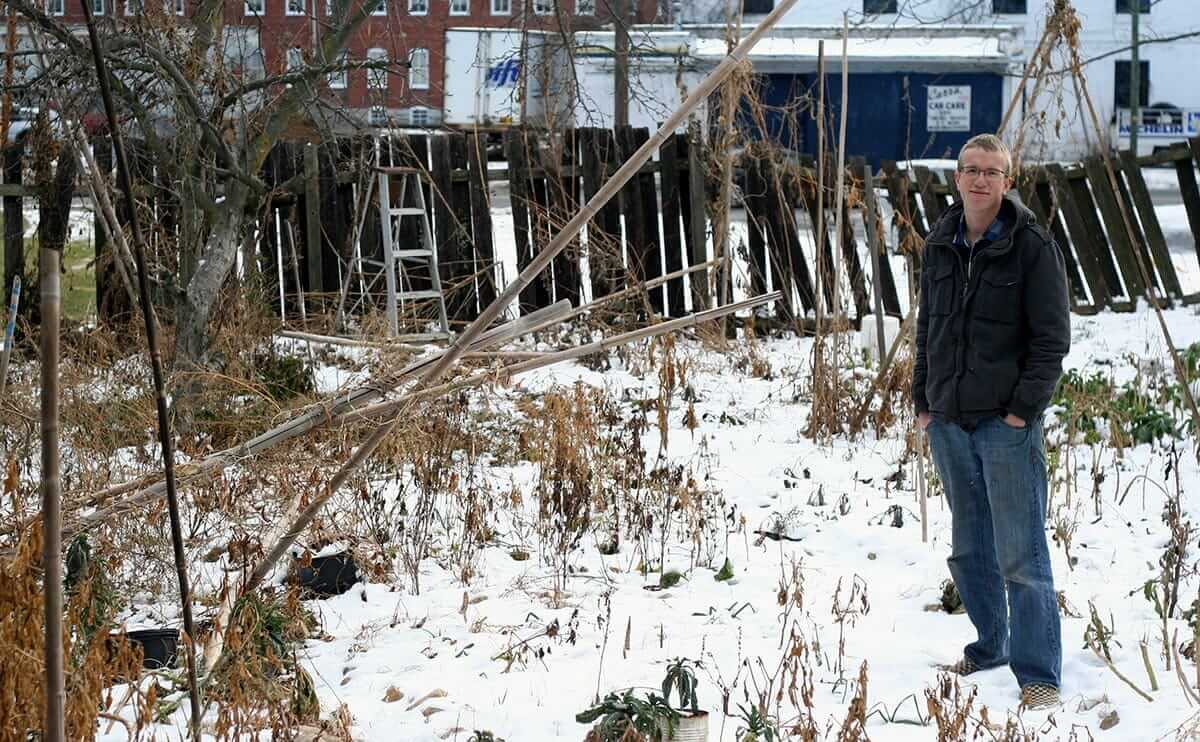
838, 170, 870, 319
881, 160, 928, 250
504, 128, 538, 314
682, 124, 709, 310
942, 168, 961, 202
435, 134, 469, 320
775, 158, 818, 315
1180, 139, 1200, 270
657, 128, 686, 317
1046, 163, 1113, 308
1083, 155, 1145, 301
913, 165, 947, 228
742, 145, 770, 301
794, 155, 828, 314
1111, 157, 1162, 299
318, 141, 347, 298
1118, 150, 1181, 298
1029, 170, 1088, 305
578, 128, 610, 299
303, 144, 323, 310
463, 132, 493, 316
549, 130, 581, 308
1066, 168, 1124, 296
615, 125, 648, 300
3, 140, 23, 311
430, 135, 455, 282
860, 160, 902, 317
527, 136, 554, 310
631, 127, 664, 314
814, 158, 837, 312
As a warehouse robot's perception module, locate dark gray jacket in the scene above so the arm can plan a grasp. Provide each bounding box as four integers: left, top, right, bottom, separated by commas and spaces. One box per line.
912, 193, 1070, 426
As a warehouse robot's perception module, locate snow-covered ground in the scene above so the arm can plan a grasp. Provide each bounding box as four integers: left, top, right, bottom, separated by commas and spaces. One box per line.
282, 309, 1200, 740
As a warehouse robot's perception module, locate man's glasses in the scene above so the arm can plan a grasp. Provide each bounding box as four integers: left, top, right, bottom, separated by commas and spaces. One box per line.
959, 166, 1008, 182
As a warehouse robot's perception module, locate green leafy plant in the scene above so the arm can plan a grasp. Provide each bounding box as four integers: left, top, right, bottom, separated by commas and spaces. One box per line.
661, 658, 700, 712
714, 558, 735, 582
576, 690, 680, 742
735, 703, 779, 741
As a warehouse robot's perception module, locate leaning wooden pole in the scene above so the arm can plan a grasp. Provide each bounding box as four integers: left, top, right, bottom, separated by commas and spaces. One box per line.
231, 0, 800, 606
40, 184, 65, 742
79, 3, 203, 737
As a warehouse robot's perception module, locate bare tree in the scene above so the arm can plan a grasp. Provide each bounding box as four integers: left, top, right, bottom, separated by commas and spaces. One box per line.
5, 0, 401, 405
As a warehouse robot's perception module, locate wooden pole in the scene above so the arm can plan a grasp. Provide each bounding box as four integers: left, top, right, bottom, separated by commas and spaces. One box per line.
864, 165, 887, 363
613, 0, 630, 128
39, 190, 65, 742
816, 39, 826, 325
833, 15, 848, 319
0, 275, 18, 398
79, 3, 203, 737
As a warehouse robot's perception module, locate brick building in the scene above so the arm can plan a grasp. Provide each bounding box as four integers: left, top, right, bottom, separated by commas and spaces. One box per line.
36, 0, 661, 127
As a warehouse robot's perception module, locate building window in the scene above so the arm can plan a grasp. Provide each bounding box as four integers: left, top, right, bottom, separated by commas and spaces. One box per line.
411, 107, 429, 127
992, 0, 1025, 12
92, 0, 105, 13
329, 51, 348, 89
408, 0, 426, 13
1114, 60, 1150, 108
286, 0, 305, 14
244, 0, 263, 14
47, 0, 64, 14
367, 48, 389, 89
742, 0, 771, 12
368, 106, 387, 126
862, 0, 897, 12
450, 0, 468, 13
575, 0, 593, 13
1116, 0, 1150, 12
409, 48, 429, 89
491, 0, 509, 14
533, 0, 552, 14
370, 0, 385, 15
125, 0, 143, 14
170, 0, 184, 14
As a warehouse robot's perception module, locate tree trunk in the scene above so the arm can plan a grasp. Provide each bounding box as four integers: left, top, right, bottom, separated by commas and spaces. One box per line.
173, 187, 245, 383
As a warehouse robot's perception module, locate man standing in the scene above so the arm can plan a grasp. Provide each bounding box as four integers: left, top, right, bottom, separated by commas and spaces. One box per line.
912, 134, 1070, 710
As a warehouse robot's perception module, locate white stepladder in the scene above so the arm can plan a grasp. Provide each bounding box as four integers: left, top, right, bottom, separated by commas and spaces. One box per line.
341, 165, 451, 341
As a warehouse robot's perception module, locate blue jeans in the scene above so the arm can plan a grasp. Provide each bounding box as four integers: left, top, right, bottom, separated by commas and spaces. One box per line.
926, 415, 1062, 690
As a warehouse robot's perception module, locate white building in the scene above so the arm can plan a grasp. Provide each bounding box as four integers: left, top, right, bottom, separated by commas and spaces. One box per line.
730, 0, 1200, 159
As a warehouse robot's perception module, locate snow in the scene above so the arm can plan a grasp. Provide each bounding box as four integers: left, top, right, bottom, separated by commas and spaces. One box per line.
88, 299, 1200, 741
692, 35, 1010, 63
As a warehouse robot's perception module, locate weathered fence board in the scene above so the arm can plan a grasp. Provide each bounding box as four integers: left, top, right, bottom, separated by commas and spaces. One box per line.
658, 130, 687, 317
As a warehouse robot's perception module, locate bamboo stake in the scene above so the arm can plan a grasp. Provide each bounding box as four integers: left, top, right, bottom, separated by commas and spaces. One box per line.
338, 293, 782, 428
0, 275, 19, 398
714, 2, 747, 328
61, 299, 573, 538
832, 15, 849, 417
80, 3, 202, 736
996, 22, 1055, 138
815, 39, 826, 326
1065, 29, 1200, 457
199, 292, 779, 682
40, 194, 65, 742
284, 0, 803, 556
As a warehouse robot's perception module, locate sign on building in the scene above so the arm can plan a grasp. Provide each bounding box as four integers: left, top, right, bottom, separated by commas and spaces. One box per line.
928, 85, 971, 132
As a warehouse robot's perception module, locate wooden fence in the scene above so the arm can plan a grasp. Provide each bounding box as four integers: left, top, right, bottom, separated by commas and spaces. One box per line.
3, 129, 1200, 332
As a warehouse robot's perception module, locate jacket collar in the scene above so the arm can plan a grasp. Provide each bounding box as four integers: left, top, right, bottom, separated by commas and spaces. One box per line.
926, 192, 1036, 259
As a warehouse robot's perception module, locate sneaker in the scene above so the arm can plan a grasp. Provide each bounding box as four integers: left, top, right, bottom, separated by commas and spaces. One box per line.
1020, 684, 1060, 710
939, 657, 980, 676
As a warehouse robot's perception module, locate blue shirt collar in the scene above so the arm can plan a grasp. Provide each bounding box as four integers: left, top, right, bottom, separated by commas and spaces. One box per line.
955, 214, 1006, 250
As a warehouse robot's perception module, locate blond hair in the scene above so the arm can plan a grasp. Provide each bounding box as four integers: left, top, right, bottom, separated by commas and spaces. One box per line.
957, 134, 1012, 175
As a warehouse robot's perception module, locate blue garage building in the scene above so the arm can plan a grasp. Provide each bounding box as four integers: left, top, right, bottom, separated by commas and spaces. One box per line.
692, 27, 1020, 167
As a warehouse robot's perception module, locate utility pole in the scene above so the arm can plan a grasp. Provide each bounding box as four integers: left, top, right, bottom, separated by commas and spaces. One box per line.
614, 0, 630, 127
1130, 0, 1140, 156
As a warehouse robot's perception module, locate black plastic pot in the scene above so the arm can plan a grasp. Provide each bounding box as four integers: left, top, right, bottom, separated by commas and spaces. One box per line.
126, 628, 179, 670
293, 552, 359, 597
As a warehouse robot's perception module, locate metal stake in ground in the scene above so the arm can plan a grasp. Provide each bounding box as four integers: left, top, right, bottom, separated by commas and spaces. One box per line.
79, 2, 203, 737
